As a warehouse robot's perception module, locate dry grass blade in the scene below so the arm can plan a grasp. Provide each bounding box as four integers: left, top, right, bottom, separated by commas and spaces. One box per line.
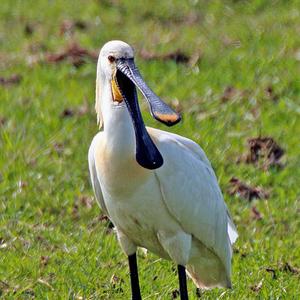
228, 177, 269, 201
280, 262, 299, 274
171, 289, 180, 298
251, 206, 263, 220
45, 42, 98, 67
0, 74, 22, 86
140, 49, 190, 64
60, 20, 87, 35
250, 279, 263, 292
238, 137, 285, 170
221, 86, 238, 102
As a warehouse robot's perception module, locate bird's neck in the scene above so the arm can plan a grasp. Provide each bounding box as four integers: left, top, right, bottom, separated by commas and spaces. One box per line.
100, 80, 136, 158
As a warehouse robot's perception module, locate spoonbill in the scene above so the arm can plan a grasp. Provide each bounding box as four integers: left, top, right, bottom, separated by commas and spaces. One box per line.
88, 40, 238, 300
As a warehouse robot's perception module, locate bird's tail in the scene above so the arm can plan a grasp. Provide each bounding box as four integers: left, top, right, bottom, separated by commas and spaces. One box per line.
227, 210, 238, 245
186, 238, 232, 289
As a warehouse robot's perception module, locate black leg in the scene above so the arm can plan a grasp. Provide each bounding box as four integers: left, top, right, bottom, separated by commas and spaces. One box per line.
178, 265, 189, 300
128, 253, 142, 300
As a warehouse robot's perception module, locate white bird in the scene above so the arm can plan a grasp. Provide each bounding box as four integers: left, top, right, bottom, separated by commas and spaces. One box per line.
88, 40, 238, 300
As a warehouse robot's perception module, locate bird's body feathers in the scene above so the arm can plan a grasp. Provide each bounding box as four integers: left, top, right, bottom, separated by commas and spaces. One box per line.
89, 41, 237, 295
89, 125, 237, 289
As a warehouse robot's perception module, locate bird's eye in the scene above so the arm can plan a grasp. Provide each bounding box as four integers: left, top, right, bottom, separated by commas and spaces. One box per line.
108, 55, 115, 63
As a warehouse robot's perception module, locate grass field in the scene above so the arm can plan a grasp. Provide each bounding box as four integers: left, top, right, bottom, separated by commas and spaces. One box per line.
1, 0, 300, 299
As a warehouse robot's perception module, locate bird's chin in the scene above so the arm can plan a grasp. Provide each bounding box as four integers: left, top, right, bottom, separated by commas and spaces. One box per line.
111, 76, 124, 104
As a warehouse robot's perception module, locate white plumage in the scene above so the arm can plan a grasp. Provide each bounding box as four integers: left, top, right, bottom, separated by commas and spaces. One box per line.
89, 40, 238, 292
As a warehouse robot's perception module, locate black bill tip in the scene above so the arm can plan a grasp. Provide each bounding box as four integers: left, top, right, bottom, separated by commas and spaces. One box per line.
115, 69, 164, 170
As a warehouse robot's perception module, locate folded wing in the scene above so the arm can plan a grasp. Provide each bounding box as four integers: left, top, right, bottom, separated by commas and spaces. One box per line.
148, 128, 238, 271
88, 132, 108, 215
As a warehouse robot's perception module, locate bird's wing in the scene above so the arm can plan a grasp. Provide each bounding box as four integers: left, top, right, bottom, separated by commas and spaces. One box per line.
88, 132, 108, 215
148, 128, 237, 267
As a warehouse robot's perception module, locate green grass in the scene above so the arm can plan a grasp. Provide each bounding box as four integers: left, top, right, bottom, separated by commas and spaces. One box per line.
1, 0, 300, 299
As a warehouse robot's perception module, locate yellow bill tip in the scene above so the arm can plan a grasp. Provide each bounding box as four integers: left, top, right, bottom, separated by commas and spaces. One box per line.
154, 112, 181, 124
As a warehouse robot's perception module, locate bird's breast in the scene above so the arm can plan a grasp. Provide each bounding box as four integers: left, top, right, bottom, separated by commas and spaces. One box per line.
93, 130, 186, 259
94, 137, 151, 197
101, 174, 175, 259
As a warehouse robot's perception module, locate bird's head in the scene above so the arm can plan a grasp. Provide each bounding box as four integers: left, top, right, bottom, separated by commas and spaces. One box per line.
96, 40, 181, 126
96, 40, 181, 169
97, 40, 134, 86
